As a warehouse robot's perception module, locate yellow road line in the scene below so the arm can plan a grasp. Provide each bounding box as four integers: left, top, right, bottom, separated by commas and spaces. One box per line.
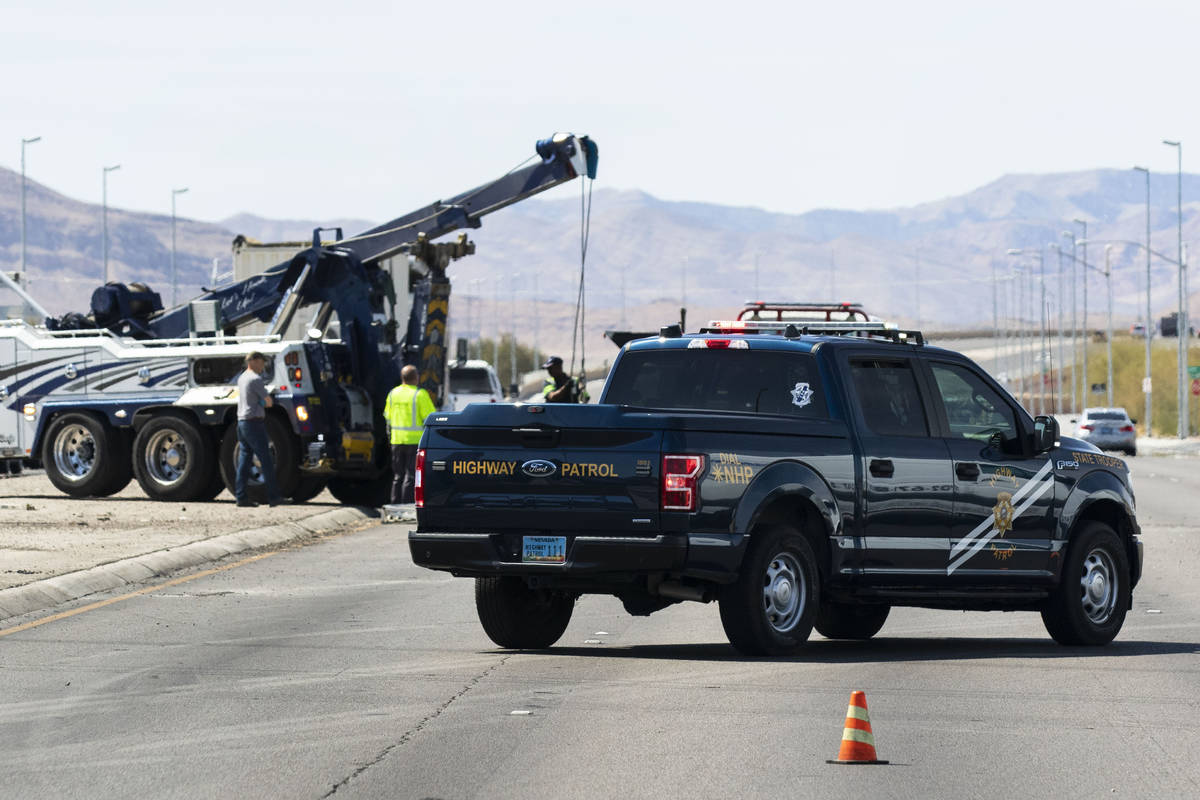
0, 551, 277, 639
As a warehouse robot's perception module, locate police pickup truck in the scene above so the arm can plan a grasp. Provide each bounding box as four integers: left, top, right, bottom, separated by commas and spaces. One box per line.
409, 323, 1142, 656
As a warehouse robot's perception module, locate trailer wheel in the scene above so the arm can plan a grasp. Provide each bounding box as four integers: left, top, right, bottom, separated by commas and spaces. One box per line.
327, 472, 391, 507
132, 415, 215, 501
218, 416, 300, 502
41, 412, 130, 497
289, 476, 327, 504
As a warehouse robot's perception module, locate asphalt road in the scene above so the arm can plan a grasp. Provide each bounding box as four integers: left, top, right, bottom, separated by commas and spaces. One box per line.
2, 458, 1198, 799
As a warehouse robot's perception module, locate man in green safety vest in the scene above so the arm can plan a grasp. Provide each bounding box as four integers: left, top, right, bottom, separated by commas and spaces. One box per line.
384, 364, 436, 504
542, 355, 588, 403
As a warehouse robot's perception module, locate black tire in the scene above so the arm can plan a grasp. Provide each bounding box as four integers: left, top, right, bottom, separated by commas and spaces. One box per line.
1041, 522, 1130, 646
718, 524, 820, 656
327, 472, 391, 506
41, 412, 131, 497
289, 476, 327, 504
193, 427, 227, 501
132, 415, 215, 501
5, 460, 22, 476
1126, 447, 1137, 457
218, 416, 300, 502
814, 602, 890, 640
475, 577, 575, 649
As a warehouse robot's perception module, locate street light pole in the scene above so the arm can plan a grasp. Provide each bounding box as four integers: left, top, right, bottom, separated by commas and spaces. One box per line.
1105, 245, 1114, 407
102, 164, 121, 284
992, 260, 999, 369
170, 187, 189, 306
1075, 219, 1088, 408
1051, 244, 1065, 414
20, 136, 42, 280
1065, 231, 1079, 413
1133, 166, 1153, 435
1164, 140, 1186, 438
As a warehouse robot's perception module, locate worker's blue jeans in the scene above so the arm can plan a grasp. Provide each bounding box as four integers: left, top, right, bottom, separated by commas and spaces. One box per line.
235, 419, 281, 503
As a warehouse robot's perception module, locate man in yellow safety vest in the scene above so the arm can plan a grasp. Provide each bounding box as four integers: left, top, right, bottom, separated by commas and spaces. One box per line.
384, 364, 436, 504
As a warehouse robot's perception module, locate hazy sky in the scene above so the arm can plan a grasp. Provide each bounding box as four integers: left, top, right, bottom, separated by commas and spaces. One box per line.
4, 0, 1198, 224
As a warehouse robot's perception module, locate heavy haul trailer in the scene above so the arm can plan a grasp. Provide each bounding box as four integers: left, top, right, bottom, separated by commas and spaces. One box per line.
0, 133, 598, 504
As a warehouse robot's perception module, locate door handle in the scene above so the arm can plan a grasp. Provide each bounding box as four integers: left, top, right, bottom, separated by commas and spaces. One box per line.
956, 462, 981, 480
869, 459, 894, 478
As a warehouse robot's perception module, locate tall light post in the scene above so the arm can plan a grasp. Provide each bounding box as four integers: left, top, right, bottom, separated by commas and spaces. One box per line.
170, 187, 189, 306
1062, 230, 1079, 413
1008, 250, 1047, 412
1074, 219, 1088, 409
991, 260, 999, 369
1104, 245, 1115, 407
1051, 244, 1066, 413
1164, 139, 1186, 438
20, 136, 42, 279
102, 164, 121, 284
1133, 165, 1153, 435
510, 272, 521, 395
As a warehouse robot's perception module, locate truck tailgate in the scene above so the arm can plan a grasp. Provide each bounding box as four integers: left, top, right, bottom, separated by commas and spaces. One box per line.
418, 404, 662, 533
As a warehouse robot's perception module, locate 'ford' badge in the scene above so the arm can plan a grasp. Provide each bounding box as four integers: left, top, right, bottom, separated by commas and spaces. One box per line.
521, 459, 557, 477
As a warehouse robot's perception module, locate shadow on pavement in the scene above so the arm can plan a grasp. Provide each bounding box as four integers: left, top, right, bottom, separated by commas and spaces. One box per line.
516, 637, 1200, 663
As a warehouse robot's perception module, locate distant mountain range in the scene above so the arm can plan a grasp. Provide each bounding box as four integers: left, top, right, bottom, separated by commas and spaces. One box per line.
2, 163, 1198, 361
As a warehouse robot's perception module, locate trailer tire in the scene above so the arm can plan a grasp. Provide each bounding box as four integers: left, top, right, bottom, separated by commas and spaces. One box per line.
327, 472, 391, 507
41, 412, 130, 497
218, 416, 300, 502
132, 415, 215, 501
289, 476, 327, 504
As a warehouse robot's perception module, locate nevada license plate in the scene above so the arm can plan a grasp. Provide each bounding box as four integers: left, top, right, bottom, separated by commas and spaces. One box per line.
522, 536, 567, 564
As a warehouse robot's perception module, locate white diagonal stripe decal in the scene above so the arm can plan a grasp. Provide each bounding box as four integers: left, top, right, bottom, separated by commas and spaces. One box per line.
947, 474, 1056, 575
948, 459, 1053, 558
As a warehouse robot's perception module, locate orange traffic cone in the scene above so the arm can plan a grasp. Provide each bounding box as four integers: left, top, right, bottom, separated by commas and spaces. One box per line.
827, 690, 888, 765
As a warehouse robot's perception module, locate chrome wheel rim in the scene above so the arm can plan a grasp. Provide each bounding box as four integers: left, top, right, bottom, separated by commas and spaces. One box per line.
761, 551, 805, 633
144, 429, 188, 485
1080, 547, 1118, 625
53, 424, 96, 481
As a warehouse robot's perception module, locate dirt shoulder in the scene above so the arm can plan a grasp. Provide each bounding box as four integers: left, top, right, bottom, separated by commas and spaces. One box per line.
0, 471, 349, 591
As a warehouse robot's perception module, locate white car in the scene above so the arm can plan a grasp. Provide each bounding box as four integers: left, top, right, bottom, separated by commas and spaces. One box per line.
445, 360, 503, 410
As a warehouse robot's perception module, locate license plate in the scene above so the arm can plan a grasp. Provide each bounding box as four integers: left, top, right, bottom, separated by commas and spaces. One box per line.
523, 536, 566, 564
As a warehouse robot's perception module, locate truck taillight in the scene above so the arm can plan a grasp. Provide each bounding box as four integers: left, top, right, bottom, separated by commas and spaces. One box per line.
415, 448, 426, 508
662, 454, 705, 511
1080, 424, 1094, 431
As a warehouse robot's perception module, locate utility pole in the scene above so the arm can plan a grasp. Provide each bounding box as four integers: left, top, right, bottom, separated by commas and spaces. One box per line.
754, 253, 760, 299
170, 187, 189, 306
1163, 139, 1186, 438
102, 164, 121, 284
1074, 219, 1088, 410
1133, 166, 1153, 435
914, 249, 921, 330
20, 136, 42, 280
1105, 245, 1114, 407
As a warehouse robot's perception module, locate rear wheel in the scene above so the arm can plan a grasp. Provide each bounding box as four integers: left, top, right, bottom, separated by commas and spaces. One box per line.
1041, 522, 1130, 646
41, 412, 131, 497
132, 415, 215, 501
814, 602, 890, 640
327, 472, 390, 507
218, 416, 300, 502
475, 577, 575, 649
289, 476, 328, 504
718, 524, 820, 656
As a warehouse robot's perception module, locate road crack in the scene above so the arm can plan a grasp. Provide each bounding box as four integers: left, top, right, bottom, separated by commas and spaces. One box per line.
321, 655, 511, 797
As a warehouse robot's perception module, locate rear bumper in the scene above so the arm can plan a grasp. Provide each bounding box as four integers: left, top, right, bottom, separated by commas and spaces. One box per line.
408, 530, 746, 584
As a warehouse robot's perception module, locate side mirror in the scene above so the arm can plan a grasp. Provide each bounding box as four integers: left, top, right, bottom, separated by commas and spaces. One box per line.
1130, 418, 1138, 425
1033, 415, 1059, 453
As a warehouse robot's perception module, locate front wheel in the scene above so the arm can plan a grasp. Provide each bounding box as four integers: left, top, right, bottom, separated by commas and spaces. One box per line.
718, 524, 820, 656
1041, 522, 1130, 646
814, 602, 890, 640
475, 577, 575, 649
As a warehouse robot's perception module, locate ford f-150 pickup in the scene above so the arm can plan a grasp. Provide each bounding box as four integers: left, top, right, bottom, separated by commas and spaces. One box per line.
409, 324, 1142, 656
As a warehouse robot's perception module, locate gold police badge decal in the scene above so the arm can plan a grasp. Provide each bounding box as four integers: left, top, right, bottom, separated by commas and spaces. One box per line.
992, 491, 1014, 537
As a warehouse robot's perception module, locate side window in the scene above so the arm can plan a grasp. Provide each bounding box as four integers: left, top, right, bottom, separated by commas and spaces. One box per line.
849, 358, 929, 437
930, 362, 1017, 442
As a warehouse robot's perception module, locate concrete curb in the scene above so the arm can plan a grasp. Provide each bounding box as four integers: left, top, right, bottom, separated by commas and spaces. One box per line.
0, 505, 377, 623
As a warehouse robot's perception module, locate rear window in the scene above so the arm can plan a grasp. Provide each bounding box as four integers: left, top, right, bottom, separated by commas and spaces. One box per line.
192, 356, 273, 386
604, 348, 827, 417
450, 367, 494, 394
1085, 411, 1127, 421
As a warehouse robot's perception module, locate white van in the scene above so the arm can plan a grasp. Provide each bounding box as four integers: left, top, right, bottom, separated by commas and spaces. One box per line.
446, 360, 503, 410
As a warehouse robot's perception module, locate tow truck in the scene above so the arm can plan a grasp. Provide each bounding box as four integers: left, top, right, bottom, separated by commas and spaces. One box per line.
0, 133, 598, 504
